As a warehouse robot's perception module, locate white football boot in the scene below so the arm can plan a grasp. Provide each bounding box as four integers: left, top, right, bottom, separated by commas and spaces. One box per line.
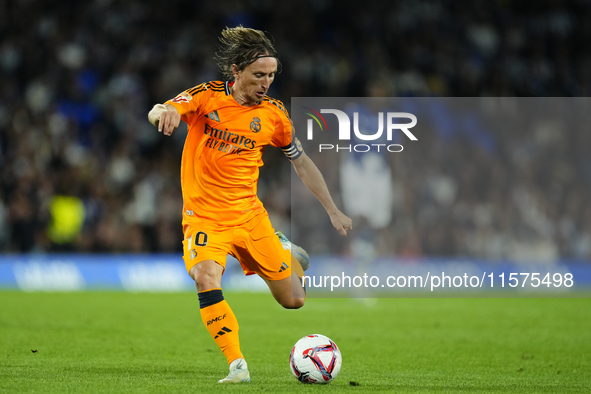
276, 231, 311, 271
218, 358, 250, 383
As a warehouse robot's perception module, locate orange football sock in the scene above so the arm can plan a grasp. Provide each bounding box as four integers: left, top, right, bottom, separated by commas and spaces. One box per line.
198, 289, 242, 364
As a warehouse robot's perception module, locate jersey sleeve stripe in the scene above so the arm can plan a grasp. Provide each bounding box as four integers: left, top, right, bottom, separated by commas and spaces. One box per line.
207, 81, 224, 89
207, 82, 226, 92
187, 84, 206, 95
185, 81, 224, 94
187, 86, 207, 95
263, 96, 286, 111
179, 81, 224, 101
263, 97, 289, 117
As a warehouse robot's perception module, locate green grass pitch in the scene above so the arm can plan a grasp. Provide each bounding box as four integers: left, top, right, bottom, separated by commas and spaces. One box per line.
1, 291, 590, 393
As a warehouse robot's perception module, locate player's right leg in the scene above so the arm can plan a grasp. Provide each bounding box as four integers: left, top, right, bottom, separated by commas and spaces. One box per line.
183, 228, 250, 383
189, 261, 250, 383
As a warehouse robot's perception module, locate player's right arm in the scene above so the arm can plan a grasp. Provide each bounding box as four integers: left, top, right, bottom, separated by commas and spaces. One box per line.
148, 103, 181, 136
148, 82, 211, 135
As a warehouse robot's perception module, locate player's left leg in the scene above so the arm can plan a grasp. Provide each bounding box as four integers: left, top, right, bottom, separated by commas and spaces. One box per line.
263, 269, 306, 309
276, 231, 311, 271
232, 215, 307, 309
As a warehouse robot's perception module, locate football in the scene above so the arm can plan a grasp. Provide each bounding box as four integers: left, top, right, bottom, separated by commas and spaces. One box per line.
289, 334, 342, 384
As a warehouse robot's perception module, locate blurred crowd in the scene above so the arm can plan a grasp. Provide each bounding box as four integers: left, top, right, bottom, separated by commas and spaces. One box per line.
1, 0, 591, 261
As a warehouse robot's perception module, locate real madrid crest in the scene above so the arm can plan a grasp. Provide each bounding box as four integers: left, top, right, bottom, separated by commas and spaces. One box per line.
250, 117, 261, 133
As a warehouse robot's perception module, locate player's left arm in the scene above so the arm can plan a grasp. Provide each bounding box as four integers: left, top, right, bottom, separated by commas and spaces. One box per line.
269, 100, 352, 236
291, 152, 353, 237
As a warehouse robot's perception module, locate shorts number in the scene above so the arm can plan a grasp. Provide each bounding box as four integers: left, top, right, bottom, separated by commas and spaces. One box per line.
194, 231, 208, 247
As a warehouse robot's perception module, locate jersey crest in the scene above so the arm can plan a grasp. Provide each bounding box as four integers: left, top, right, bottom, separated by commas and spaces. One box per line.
250, 117, 261, 133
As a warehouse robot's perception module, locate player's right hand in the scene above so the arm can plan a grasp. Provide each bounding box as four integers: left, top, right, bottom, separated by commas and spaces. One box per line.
158, 107, 181, 136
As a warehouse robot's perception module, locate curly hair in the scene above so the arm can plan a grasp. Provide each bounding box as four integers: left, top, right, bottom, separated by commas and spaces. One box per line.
214, 26, 281, 81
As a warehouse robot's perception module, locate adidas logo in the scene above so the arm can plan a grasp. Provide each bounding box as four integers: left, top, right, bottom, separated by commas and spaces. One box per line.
278, 262, 289, 273
214, 326, 232, 339
205, 110, 220, 122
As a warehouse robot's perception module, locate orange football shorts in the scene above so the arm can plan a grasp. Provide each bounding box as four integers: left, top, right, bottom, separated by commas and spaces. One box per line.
182, 212, 292, 281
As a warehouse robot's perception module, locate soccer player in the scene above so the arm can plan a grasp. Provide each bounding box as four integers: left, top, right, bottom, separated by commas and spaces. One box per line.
148, 26, 352, 383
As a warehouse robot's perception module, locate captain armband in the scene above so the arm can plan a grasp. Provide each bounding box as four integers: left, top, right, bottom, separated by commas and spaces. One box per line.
280, 136, 304, 161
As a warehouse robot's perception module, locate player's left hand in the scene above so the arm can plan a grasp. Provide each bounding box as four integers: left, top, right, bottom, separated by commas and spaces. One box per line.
330, 210, 353, 237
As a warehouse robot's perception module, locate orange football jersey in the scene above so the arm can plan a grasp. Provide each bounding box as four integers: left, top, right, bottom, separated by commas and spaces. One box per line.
165, 81, 303, 227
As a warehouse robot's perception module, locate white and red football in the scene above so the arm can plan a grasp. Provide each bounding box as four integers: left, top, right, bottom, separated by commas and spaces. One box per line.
289, 334, 342, 384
